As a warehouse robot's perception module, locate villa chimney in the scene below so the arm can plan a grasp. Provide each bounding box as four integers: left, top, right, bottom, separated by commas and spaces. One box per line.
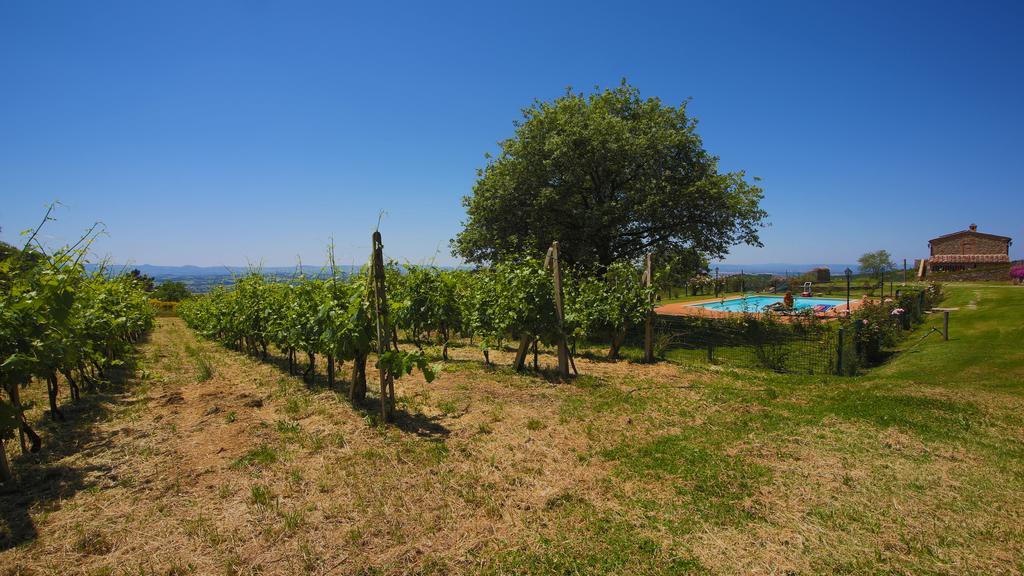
969, 223, 978, 232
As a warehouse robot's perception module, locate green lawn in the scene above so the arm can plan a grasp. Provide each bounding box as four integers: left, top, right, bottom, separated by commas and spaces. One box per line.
491, 284, 1024, 573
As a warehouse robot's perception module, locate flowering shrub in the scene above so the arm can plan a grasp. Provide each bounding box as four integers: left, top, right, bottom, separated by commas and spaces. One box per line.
1011, 265, 1024, 282
846, 300, 899, 363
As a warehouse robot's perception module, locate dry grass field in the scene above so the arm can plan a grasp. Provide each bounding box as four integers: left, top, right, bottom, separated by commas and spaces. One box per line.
2, 285, 1023, 575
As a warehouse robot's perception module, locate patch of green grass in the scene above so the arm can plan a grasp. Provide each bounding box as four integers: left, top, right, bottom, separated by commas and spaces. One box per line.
232, 445, 280, 468
183, 341, 213, 382
182, 513, 225, 546
526, 418, 545, 431
395, 438, 449, 466
249, 484, 275, 507
224, 411, 236, 423
560, 375, 650, 422
284, 395, 311, 417
436, 399, 460, 415
814, 388, 979, 443
481, 496, 707, 575
275, 419, 301, 436
279, 507, 306, 533
602, 432, 771, 527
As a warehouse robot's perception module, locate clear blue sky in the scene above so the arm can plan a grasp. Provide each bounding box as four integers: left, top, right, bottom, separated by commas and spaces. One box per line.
2, 0, 1022, 267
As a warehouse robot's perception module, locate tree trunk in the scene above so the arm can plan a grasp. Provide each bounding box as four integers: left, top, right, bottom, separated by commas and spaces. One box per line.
513, 334, 532, 371
304, 352, 315, 383
79, 362, 97, 393
327, 355, 335, 388
288, 349, 295, 375
608, 330, 626, 360
532, 338, 539, 370
91, 359, 105, 380
350, 352, 367, 403
0, 438, 12, 484
483, 349, 490, 366
47, 373, 64, 421
61, 369, 80, 402
6, 384, 40, 454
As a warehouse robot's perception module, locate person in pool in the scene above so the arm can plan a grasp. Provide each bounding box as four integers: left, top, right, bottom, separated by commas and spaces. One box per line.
783, 291, 794, 309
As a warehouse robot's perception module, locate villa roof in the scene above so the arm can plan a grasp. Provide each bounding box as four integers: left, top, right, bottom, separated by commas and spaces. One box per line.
928, 228, 1012, 244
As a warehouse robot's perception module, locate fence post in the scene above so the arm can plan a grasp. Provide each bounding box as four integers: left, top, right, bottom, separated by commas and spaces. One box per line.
643, 253, 655, 363
370, 231, 395, 422
943, 311, 949, 341
837, 326, 844, 375
706, 342, 714, 363
853, 319, 862, 357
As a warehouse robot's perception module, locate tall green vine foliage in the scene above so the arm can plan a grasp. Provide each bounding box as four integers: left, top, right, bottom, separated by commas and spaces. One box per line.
564, 262, 656, 359
1, 216, 154, 483
179, 261, 437, 411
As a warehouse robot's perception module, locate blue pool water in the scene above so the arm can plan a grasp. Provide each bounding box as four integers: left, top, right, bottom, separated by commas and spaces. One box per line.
689, 295, 846, 313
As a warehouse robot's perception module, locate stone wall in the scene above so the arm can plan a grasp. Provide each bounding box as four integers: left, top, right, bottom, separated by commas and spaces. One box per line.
930, 232, 1010, 256
928, 263, 1016, 282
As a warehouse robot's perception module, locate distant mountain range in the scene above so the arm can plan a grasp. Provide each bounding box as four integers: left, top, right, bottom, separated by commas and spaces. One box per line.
85, 263, 361, 278
710, 263, 862, 275
88, 262, 866, 279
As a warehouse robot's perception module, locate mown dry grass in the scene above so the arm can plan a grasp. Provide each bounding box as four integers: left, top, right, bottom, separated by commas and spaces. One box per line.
2, 285, 1024, 574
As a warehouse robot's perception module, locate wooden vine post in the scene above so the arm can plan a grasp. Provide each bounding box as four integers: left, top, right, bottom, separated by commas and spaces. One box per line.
0, 438, 11, 483
643, 252, 655, 363
545, 241, 571, 380
370, 231, 396, 422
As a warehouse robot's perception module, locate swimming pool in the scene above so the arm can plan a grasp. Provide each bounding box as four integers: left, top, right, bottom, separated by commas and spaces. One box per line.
688, 295, 846, 313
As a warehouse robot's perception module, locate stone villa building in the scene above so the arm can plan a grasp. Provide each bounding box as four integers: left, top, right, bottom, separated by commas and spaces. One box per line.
925, 223, 1013, 273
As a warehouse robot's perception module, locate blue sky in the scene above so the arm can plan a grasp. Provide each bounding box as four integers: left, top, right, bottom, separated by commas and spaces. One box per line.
2, 0, 1022, 267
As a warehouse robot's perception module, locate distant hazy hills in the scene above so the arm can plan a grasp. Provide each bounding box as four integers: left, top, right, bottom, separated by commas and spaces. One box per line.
709, 263, 862, 275
85, 264, 361, 278
89, 262, 863, 279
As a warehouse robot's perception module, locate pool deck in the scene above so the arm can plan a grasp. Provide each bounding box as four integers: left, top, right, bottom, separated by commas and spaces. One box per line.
655, 295, 868, 320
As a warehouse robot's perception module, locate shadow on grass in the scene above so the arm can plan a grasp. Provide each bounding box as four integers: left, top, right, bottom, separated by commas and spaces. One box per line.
0, 354, 145, 551
225, 344, 454, 439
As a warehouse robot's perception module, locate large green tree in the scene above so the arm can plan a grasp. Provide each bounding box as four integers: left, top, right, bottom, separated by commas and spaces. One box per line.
152, 281, 191, 302
858, 250, 896, 280
452, 82, 768, 267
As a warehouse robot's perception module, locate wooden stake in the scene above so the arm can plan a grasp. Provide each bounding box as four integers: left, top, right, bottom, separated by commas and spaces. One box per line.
545, 242, 571, 379
513, 334, 532, 371
371, 231, 396, 422
643, 252, 655, 363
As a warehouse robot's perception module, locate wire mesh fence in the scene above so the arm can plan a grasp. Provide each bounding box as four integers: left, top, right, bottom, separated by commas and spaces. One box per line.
625, 314, 842, 375
619, 284, 942, 377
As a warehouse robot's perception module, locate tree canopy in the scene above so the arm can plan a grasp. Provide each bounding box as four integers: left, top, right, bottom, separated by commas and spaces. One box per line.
451, 82, 767, 268
858, 250, 895, 279
152, 281, 191, 302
